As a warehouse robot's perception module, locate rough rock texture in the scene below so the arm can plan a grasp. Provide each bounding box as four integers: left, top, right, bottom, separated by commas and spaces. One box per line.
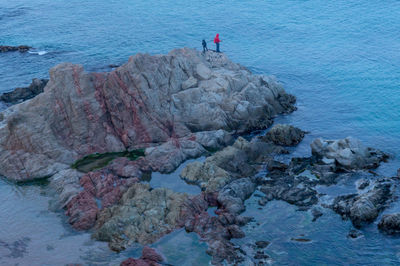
93, 183, 188, 251
378, 213, 400, 234
65, 170, 138, 230
311, 137, 387, 171
0, 48, 295, 182
178, 192, 252, 265
331, 179, 394, 228
180, 137, 286, 192
258, 159, 319, 208
262, 124, 305, 146
120, 246, 163, 266
0, 79, 48, 104
0, 45, 31, 53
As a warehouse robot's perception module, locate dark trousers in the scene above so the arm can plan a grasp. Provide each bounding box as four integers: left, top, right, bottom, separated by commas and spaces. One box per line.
216, 42, 220, 52
203, 46, 208, 52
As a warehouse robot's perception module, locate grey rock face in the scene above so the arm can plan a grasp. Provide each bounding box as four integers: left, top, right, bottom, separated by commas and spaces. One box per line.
0, 79, 48, 104
311, 137, 387, 171
262, 124, 305, 146
0, 48, 295, 181
378, 213, 400, 234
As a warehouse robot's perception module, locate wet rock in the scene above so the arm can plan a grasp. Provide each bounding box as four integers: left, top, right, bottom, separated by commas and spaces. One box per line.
255, 240, 270, 249
331, 180, 393, 228
357, 179, 370, 190
0, 48, 295, 182
262, 124, 305, 146
348, 229, 363, 239
0, 45, 31, 53
397, 168, 400, 178
259, 173, 318, 208
311, 137, 388, 171
0, 78, 48, 104
311, 208, 323, 222
291, 237, 311, 242
120, 246, 163, 266
378, 213, 400, 234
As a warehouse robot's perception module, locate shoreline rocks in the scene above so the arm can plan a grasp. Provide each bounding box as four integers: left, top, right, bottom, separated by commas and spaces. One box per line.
0, 45, 31, 53
311, 137, 388, 171
0, 78, 48, 104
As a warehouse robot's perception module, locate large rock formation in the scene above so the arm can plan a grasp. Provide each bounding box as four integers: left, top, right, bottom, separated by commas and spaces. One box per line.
0, 48, 295, 181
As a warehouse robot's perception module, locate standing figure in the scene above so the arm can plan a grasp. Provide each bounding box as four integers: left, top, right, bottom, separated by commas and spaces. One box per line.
214, 34, 221, 53
202, 39, 208, 53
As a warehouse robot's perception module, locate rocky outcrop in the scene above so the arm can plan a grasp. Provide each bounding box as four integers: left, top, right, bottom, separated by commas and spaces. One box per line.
0, 45, 31, 53
0, 48, 295, 182
378, 213, 400, 234
261, 124, 305, 146
121, 247, 164, 266
0, 79, 48, 104
311, 137, 387, 171
180, 137, 286, 192
65, 170, 139, 230
331, 180, 394, 228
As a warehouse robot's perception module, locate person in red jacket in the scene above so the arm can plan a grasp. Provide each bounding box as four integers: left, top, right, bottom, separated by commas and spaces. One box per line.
214, 33, 221, 53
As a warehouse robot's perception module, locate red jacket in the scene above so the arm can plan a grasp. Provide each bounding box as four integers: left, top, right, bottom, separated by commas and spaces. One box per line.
214, 34, 220, 43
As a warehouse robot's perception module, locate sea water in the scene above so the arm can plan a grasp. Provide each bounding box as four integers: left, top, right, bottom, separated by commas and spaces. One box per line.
1, 0, 400, 264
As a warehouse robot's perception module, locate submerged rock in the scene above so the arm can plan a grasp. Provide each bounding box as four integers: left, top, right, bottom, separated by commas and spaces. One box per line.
261, 124, 305, 146
0, 45, 31, 53
0, 78, 48, 104
0, 48, 295, 182
378, 213, 400, 235
311, 137, 388, 171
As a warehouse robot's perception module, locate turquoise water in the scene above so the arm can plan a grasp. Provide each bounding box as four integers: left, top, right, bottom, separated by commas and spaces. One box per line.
1, 0, 400, 264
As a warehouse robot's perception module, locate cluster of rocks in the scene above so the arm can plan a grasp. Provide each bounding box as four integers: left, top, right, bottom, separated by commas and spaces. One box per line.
2, 47, 399, 265
0, 45, 31, 53
0, 78, 48, 104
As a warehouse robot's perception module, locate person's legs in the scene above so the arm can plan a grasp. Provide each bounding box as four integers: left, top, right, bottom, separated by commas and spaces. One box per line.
216, 42, 220, 52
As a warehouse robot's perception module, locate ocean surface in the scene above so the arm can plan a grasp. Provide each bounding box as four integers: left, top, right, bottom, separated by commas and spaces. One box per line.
1, 0, 400, 265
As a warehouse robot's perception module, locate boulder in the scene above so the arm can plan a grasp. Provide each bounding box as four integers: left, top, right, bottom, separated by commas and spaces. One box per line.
0, 48, 295, 181
262, 124, 305, 146
378, 213, 400, 234
311, 137, 387, 170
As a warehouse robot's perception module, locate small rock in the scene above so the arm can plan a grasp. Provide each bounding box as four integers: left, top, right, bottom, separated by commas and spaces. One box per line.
378, 213, 400, 235
255, 241, 270, 249
348, 229, 363, 239
311, 208, 323, 222
357, 179, 370, 190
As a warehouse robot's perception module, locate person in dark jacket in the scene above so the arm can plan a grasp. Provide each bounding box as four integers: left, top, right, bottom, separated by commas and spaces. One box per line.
214, 34, 221, 52
202, 39, 208, 53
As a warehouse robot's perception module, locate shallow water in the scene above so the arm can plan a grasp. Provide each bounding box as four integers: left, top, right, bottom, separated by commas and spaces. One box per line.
1, 0, 400, 264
